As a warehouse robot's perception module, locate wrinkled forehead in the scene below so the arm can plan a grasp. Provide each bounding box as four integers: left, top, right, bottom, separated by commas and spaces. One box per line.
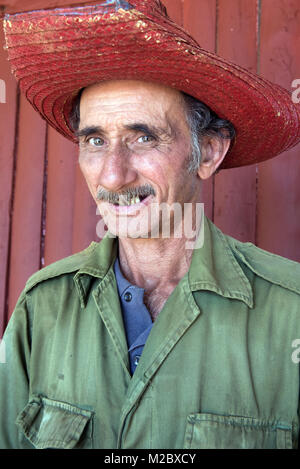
79, 80, 187, 126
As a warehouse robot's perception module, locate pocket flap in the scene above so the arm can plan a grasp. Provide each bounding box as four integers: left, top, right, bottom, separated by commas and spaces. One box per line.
184, 413, 293, 449
16, 396, 93, 449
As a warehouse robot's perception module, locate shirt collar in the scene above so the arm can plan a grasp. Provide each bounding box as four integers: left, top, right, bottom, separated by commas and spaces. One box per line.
188, 216, 253, 308
73, 215, 253, 309
73, 233, 118, 307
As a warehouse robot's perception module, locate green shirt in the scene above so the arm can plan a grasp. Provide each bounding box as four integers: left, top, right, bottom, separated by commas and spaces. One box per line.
1, 216, 300, 449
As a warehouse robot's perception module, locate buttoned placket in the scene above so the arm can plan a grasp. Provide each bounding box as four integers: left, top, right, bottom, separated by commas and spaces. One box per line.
117, 273, 202, 449
119, 283, 153, 375
114, 258, 153, 375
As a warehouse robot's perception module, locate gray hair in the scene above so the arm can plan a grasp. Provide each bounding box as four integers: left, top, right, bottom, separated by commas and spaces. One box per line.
181, 93, 236, 173
69, 88, 236, 173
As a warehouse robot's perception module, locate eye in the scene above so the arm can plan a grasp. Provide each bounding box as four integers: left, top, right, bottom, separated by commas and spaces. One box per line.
137, 135, 155, 144
87, 136, 105, 147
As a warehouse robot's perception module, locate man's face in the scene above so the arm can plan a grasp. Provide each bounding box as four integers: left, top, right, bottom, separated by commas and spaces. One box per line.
78, 80, 202, 238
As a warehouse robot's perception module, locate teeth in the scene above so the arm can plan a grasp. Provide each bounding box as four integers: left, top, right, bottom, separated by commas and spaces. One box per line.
117, 196, 141, 206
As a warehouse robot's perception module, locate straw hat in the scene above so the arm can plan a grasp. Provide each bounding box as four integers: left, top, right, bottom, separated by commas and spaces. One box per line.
3, 0, 300, 169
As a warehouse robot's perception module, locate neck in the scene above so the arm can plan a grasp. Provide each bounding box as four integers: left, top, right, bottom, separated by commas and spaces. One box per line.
119, 236, 194, 285
117, 208, 203, 319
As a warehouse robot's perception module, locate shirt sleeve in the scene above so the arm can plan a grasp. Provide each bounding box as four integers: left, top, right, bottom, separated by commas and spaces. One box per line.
0, 291, 31, 449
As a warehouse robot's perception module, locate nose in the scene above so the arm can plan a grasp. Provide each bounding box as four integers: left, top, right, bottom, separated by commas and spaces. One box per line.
98, 143, 138, 192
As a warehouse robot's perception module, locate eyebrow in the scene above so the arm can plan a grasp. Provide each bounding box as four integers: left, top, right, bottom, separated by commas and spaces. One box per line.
76, 122, 172, 139
75, 126, 103, 139
124, 123, 165, 137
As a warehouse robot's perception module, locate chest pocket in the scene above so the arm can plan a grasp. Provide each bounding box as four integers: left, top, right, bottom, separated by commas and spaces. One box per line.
16, 396, 93, 449
184, 413, 294, 449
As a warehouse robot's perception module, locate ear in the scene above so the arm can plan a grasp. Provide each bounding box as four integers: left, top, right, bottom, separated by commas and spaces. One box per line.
197, 136, 231, 180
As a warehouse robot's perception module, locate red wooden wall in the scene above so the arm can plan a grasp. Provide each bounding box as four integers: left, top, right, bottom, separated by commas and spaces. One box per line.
1, 0, 300, 336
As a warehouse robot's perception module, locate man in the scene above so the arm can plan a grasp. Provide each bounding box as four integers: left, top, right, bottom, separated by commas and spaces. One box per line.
1, 0, 300, 449
74, 80, 234, 320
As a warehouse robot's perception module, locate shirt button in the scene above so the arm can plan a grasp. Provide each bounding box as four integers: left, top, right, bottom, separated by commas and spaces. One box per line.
134, 355, 141, 366
124, 292, 132, 302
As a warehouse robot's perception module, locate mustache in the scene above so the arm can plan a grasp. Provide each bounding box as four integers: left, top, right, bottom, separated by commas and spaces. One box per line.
96, 184, 155, 203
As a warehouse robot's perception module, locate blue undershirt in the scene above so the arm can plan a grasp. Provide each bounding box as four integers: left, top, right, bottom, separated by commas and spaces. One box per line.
113, 258, 153, 375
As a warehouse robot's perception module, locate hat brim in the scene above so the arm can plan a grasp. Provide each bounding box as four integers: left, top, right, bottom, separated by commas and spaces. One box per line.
4, 4, 300, 169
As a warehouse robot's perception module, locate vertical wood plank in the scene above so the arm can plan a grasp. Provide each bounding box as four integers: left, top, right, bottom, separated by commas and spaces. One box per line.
183, 0, 216, 52
0, 21, 17, 336
72, 162, 99, 253
214, 0, 258, 242
183, 0, 217, 220
163, 0, 183, 25
257, 0, 300, 261
7, 95, 46, 318
43, 127, 77, 266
